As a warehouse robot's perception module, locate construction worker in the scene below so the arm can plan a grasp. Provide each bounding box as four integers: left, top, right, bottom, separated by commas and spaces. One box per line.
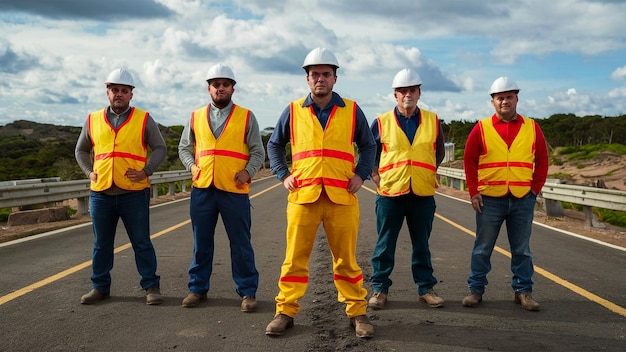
75, 68, 166, 305
462, 77, 549, 311
368, 69, 446, 310
265, 47, 377, 338
178, 63, 264, 312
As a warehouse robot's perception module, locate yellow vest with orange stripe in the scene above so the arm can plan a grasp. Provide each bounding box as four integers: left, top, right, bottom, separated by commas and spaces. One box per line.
89, 107, 150, 191
288, 97, 357, 205
377, 109, 439, 196
477, 116, 536, 197
192, 104, 251, 194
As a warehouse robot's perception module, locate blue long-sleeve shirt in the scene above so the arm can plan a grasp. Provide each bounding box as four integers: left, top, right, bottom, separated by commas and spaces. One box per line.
267, 92, 376, 181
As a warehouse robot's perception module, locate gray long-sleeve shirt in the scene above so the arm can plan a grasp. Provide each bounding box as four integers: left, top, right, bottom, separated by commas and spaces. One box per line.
178, 100, 265, 179
74, 105, 167, 194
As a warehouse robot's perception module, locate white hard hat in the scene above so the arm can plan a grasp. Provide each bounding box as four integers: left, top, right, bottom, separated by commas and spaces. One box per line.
392, 68, 422, 88
489, 76, 520, 95
105, 68, 135, 88
302, 47, 339, 70
206, 63, 236, 84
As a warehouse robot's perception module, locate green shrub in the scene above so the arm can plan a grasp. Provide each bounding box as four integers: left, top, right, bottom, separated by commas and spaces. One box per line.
595, 209, 626, 228
0, 208, 10, 223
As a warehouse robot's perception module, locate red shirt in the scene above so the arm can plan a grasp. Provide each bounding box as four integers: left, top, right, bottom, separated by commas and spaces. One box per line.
463, 114, 549, 198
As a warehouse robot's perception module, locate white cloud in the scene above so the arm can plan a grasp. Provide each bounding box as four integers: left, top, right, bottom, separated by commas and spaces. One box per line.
1, 0, 625, 130
611, 66, 626, 81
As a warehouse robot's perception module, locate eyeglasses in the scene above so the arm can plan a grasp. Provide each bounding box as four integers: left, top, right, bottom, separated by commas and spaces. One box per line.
395, 87, 419, 95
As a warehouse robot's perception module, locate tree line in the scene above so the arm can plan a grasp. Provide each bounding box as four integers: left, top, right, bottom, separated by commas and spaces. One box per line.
1, 113, 625, 182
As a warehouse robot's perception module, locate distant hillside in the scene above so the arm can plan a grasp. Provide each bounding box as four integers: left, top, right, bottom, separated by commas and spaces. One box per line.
0, 120, 184, 182
0, 119, 182, 141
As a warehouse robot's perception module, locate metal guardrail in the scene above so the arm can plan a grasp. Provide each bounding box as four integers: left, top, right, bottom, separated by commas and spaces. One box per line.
436, 166, 626, 228
540, 183, 626, 212
1, 168, 624, 227
0, 170, 192, 214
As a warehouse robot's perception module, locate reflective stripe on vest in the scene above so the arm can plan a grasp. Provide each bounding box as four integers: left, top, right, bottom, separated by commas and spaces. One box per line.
477, 116, 536, 197
288, 97, 357, 205
192, 104, 251, 194
89, 107, 149, 191
377, 109, 439, 196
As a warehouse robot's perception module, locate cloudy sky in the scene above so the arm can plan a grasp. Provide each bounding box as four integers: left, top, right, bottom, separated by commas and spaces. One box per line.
1, 0, 625, 130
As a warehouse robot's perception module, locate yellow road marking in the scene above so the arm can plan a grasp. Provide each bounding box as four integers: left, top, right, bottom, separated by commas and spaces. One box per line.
363, 185, 626, 318
0, 183, 283, 306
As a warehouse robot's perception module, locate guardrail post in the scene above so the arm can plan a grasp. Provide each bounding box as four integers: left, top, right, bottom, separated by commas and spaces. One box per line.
152, 185, 159, 201
582, 205, 606, 229
77, 196, 89, 215
168, 182, 175, 196
544, 199, 564, 217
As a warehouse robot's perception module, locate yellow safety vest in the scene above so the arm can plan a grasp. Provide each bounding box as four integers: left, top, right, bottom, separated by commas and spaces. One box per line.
192, 104, 251, 194
288, 97, 357, 205
89, 107, 150, 191
376, 109, 439, 196
477, 116, 536, 197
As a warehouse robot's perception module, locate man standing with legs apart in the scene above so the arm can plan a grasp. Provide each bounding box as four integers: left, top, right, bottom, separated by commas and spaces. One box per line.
75, 68, 166, 305
178, 63, 264, 312
368, 69, 446, 310
265, 48, 376, 338
462, 77, 549, 311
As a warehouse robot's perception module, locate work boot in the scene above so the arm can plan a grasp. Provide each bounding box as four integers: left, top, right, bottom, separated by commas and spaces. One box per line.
350, 315, 374, 338
80, 289, 109, 305
368, 292, 388, 309
515, 292, 540, 311
181, 292, 207, 308
241, 296, 257, 312
462, 292, 482, 307
265, 314, 294, 336
145, 287, 163, 305
419, 289, 445, 307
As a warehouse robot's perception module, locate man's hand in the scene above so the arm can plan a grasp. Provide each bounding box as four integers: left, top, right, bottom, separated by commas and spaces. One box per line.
470, 194, 483, 213
371, 173, 380, 187
347, 174, 364, 194
234, 169, 251, 189
125, 168, 147, 182
282, 174, 296, 191
191, 165, 201, 180
89, 172, 97, 182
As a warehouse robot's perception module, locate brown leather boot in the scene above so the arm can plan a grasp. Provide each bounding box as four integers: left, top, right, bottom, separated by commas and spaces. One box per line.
241, 296, 257, 312
265, 314, 294, 336
419, 289, 445, 308
368, 292, 388, 309
145, 287, 163, 305
515, 292, 540, 311
181, 292, 207, 308
461, 292, 483, 307
350, 315, 374, 338
80, 289, 109, 305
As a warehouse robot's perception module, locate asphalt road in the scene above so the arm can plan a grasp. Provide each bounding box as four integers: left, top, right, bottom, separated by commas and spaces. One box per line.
1, 176, 625, 352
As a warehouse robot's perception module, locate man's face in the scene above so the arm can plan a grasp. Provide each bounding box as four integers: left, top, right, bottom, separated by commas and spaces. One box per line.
491, 91, 518, 118
394, 86, 421, 111
106, 84, 133, 111
208, 79, 234, 108
306, 65, 336, 98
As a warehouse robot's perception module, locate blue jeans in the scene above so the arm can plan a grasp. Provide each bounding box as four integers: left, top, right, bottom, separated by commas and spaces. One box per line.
370, 194, 438, 296
467, 193, 537, 294
89, 189, 159, 294
188, 187, 259, 298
